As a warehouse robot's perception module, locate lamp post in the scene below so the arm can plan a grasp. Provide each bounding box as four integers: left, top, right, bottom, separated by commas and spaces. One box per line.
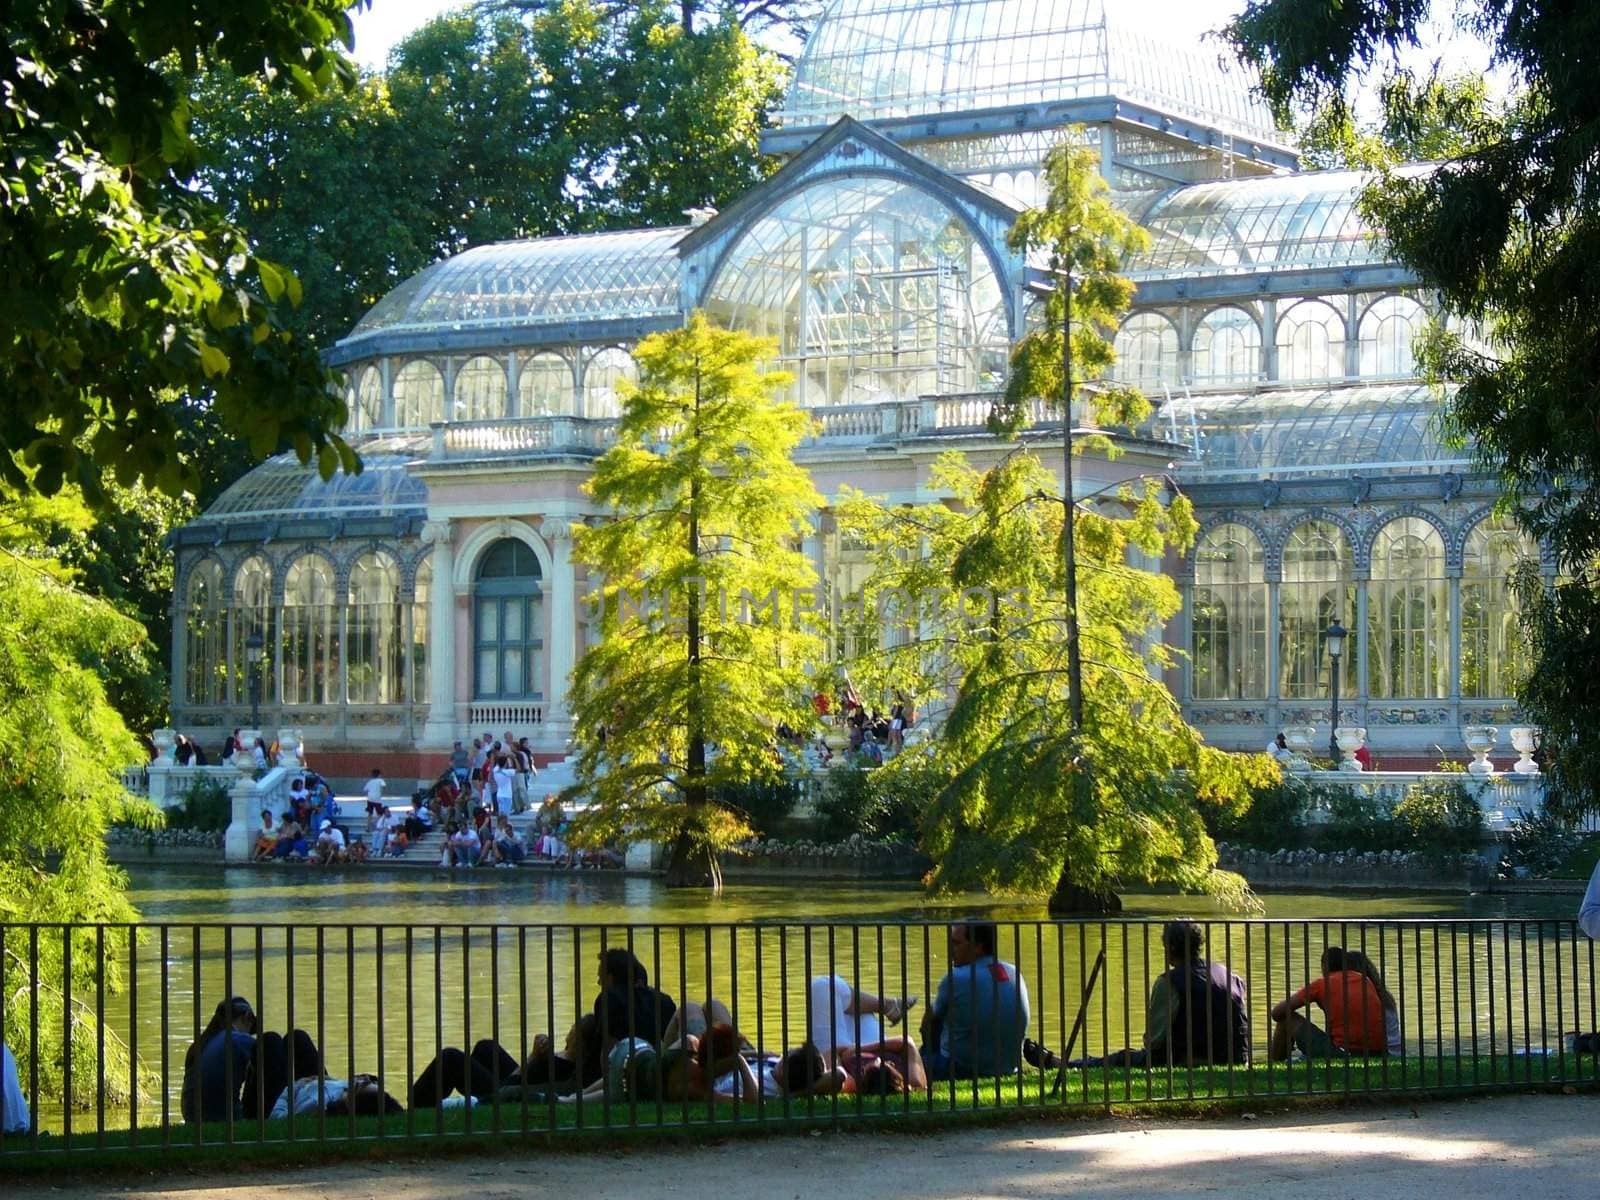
246, 629, 264, 730
1324, 617, 1347, 760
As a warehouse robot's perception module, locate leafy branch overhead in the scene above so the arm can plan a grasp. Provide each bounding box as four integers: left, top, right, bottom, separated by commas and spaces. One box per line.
2, 0, 364, 507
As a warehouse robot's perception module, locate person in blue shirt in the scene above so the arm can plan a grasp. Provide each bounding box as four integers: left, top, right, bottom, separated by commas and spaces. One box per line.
919, 922, 1030, 1080
2, 1040, 29, 1135
181, 996, 258, 1123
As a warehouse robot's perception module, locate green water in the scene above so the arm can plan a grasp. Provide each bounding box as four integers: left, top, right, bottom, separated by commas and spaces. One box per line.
21, 866, 1595, 1138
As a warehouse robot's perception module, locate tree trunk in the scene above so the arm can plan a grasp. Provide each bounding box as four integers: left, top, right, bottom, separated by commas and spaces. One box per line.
664, 830, 722, 891
1047, 865, 1121, 914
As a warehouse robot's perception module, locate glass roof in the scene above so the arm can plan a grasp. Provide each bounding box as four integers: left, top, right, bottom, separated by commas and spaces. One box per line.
780, 0, 1280, 144
1158, 384, 1467, 479
1122, 170, 1423, 279
350, 228, 689, 337
203, 437, 430, 522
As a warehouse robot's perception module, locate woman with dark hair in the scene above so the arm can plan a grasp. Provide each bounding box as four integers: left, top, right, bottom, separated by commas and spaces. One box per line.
181, 997, 321, 1123
837, 1037, 928, 1094
1342, 948, 1403, 1055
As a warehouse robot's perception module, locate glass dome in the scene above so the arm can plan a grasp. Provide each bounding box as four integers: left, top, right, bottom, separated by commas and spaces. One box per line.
350, 228, 689, 337
1123, 170, 1422, 279
780, 0, 1280, 145
204, 437, 430, 522
703, 174, 1011, 407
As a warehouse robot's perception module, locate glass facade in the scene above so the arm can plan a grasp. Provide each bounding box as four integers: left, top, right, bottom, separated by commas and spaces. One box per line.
1191, 524, 1267, 700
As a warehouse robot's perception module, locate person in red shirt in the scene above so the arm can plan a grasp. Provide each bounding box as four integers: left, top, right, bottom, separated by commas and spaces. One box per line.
1268, 946, 1387, 1060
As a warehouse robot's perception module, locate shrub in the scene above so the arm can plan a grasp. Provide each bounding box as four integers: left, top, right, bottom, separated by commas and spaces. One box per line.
1393, 778, 1484, 859
1208, 775, 1311, 849
713, 777, 801, 839
816, 747, 946, 842
1498, 806, 1582, 879
174, 776, 232, 832
1308, 787, 1395, 853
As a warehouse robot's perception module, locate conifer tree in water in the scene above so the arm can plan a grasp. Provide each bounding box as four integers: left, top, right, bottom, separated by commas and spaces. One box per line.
567, 314, 825, 889
838, 141, 1277, 913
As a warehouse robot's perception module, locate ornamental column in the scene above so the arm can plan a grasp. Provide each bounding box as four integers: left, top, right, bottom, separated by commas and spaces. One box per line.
421, 519, 458, 747
545, 519, 577, 745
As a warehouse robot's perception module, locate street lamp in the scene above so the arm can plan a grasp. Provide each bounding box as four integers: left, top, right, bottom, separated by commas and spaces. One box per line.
245, 629, 265, 730
1324, 617, 1348, 760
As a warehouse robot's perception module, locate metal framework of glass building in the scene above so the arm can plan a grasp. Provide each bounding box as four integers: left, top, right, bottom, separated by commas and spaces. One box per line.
169, 0, 1531, 767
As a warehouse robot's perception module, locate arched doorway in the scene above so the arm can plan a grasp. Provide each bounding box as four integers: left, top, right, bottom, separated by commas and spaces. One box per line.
473, 538, 543, 700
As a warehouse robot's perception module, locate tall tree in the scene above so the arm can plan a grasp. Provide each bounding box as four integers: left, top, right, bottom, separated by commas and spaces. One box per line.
0, 486, 161, 1105
188, 2, 782, 351
1223, 2, 1600, 813
838, 452, 1272, 913
1, 0, 360, 507
567, 313, 825, 890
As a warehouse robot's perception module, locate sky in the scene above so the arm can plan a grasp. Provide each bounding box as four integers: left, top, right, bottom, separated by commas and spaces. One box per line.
347, 0, 1496, 89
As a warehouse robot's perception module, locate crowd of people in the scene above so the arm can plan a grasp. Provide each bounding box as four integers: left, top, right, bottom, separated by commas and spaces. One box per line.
243, 730, 620, 871
162, 919, 1411, 1126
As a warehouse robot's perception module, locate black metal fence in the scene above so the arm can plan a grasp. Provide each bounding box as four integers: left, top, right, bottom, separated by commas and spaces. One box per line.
1, 917, 1596, 1157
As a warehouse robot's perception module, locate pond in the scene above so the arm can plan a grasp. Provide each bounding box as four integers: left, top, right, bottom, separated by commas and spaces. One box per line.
16, 866, 1595, 1136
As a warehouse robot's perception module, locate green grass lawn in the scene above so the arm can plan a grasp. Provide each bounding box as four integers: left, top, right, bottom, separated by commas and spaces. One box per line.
3, 1052, 1597, 1177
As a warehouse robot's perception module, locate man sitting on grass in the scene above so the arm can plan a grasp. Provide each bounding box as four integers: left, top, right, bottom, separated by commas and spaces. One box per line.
919, 921, 1029, 1080
1052, 920, 1249, 1071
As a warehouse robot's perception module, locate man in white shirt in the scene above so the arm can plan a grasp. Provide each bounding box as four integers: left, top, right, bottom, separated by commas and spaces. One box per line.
1266, 732, 1290, 763
314, 819, 346, 865
2, 1041, 29, 1134
363, 768, 386, 830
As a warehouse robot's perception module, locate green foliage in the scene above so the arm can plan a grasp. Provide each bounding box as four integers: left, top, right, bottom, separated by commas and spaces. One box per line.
711, 778, 801, 839
838, 452, 1277, 912
1393, 778, 1485, 859
1207, 775, 1314, 849
1496, 807, 1586, 880
1, 0, 359, 508
173, 777, 233, 833
1297, 73, 1499, 170
1223, 3, 1600, 816
0, 494, 163, 1106
188, 1, 783, 350
816, 748, 948, 843
566, 313, 826, 886
994, 137, 1151, 440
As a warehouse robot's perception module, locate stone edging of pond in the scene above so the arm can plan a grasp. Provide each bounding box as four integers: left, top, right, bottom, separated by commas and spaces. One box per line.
1216, 842, 1492, 890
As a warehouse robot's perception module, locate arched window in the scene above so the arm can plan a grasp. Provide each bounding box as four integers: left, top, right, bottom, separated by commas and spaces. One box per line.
1368, 517, 1449, 698
230, 557, 275, 707
1191, 307, 1262, 384
583, 348, 636, 419
346, 552, 402, 705
519, 352, 575, 416
411, 554, 432, 705
184, 560, 225, 706
283, 554, 338, 706
1461, 515, 1537, 698
1113, 312, 1180, 392
453, 355, 508, 423
1275, 299, 1346, 382
1358, 294, 1426, 377
473, 538, 543, 700
1191, 524, 1267, 699
392, 360, 445, 428
1279, 521, 1357, 699
347, 366, 382, 432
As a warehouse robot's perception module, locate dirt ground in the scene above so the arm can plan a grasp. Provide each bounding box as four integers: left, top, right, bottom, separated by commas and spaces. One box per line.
9, 1092, 1597, 1200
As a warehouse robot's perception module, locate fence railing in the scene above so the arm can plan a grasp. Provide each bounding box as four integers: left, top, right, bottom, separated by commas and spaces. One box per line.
1, 917, 1595, 1159
1303, 771, 1548, 832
